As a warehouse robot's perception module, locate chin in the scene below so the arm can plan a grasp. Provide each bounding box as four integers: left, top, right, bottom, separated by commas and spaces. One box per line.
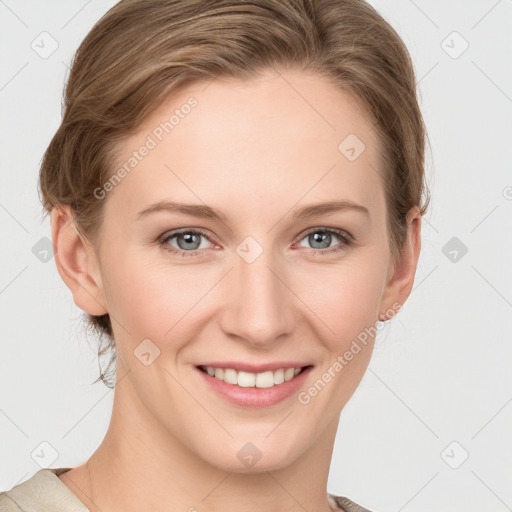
194, 432, 306, 474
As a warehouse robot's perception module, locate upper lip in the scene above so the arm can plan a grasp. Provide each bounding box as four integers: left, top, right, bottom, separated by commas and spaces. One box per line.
197, 361, 313, 373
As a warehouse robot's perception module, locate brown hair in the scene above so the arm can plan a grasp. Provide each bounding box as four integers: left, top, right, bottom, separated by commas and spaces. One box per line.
39, 0, 431, 388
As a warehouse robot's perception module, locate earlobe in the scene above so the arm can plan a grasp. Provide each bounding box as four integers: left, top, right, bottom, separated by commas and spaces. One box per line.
50, 205, 108, 316
378, 206, 422, 321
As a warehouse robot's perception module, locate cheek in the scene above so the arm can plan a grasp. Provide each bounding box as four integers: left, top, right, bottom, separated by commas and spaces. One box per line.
293, 258, 387, 349
291, 260, 387, 415
101, 252, 219, 341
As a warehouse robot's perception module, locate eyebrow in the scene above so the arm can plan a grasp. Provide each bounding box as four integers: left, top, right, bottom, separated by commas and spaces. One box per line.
136, 199, 370, 222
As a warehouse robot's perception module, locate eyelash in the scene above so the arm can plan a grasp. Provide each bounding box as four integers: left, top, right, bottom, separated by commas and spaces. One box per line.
158, 227, 354, 258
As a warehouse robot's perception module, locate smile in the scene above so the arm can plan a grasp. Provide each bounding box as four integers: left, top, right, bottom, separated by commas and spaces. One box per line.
198, 365, 309, 388
195, 364, 314, 408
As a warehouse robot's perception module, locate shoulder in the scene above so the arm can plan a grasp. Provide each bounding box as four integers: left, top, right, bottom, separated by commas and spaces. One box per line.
329, 493, 375, 512
0, 493, 21, 512
0, 468, 87, 512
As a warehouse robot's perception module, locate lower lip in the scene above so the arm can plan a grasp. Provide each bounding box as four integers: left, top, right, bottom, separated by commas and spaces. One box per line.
195, 366, 313, 408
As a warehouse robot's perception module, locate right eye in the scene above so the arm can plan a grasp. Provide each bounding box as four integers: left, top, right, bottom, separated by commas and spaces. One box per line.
159, 228, 215, 258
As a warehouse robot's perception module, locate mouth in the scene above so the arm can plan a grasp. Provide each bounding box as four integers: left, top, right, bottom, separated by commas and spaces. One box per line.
195, 364, 314, 408
196, 364, 313, 389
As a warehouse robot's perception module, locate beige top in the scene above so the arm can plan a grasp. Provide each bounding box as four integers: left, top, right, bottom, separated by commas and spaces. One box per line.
0, 468, 373, 512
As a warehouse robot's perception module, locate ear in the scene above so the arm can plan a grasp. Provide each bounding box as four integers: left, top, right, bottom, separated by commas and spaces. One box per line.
50, 205, 108, 316
378, 205, 422, 321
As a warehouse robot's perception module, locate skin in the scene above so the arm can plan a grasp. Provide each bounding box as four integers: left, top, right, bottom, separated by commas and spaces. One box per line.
52, 67, 421, 512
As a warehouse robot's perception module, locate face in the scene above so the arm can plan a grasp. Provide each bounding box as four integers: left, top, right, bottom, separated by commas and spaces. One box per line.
73, 68, 409, 472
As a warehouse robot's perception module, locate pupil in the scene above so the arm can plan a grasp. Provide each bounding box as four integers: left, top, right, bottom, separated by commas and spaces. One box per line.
180, 233, 199, 249
311, 232, 330, 249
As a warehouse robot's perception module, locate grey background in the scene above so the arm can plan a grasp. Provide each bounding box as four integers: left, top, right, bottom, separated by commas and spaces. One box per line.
1, 1, 511, 510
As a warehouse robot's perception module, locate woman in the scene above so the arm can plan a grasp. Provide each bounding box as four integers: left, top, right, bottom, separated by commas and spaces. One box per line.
0, 0, 429, 511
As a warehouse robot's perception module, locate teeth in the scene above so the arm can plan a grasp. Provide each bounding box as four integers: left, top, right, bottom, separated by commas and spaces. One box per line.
202, 366, 305, 388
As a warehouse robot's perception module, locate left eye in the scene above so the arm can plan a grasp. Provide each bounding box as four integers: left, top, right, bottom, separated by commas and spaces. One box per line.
296, 228, 351, 252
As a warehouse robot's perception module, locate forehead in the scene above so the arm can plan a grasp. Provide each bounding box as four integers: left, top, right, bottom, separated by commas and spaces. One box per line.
106, 68, 385, 221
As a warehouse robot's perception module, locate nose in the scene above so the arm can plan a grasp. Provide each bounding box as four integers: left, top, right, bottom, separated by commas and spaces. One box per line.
219, 247, 295, 349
